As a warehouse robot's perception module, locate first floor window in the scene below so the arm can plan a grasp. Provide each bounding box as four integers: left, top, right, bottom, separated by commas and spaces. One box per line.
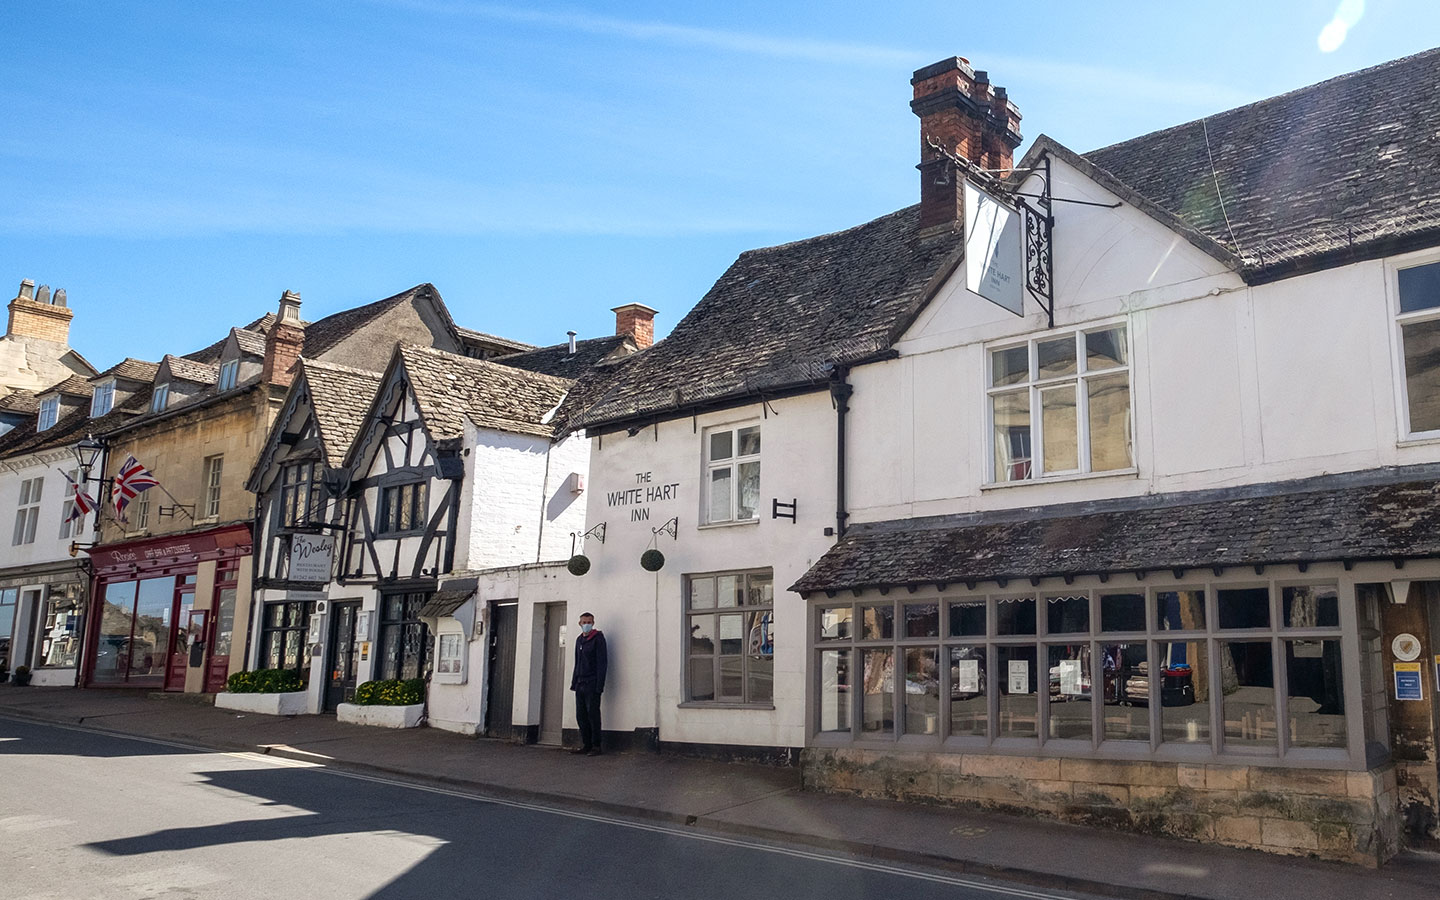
988, 325, 1132, 482
703, 424, 760, 524
258, 600, 313, 674
1398, 260, 1440, 433
59, 469, 82, 539
202, 455, 224, 519
378, 482, 426, 534
279, 460, 324, 527
685, 570, 774, 704
12, 477, 42, 545
814, 580, 1351, 758
130, 491, 150, 531
379, 592, 430, 680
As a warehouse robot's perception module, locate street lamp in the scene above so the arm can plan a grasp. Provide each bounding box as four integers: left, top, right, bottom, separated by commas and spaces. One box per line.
72, 434, 106, 472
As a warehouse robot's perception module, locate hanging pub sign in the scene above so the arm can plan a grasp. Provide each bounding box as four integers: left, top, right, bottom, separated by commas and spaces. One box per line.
964, 181, 1024, 317
288, 533, 335, 582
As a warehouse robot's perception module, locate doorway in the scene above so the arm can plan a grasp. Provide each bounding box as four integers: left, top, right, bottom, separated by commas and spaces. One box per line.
325, 601, 361, 712
538, 603, 568, 745
163, 585, 196, 691
204, 570, 239, 693
485, 602, 518, 738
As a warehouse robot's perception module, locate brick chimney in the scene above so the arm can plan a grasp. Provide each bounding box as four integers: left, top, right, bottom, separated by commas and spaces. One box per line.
910, 57, 1023, 230
262, 290, 305, 388
612, 303, 656, 350
6, 278, 74, 344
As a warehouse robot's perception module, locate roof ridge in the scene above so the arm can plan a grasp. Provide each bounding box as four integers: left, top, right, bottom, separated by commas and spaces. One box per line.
738, 204, 922, 257
1086, 45, 1440, 157
401, 343, 576, 387
301, 358, 383, 377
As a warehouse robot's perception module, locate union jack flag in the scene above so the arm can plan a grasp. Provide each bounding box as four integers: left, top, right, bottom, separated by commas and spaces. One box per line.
60, 469, 98, 523
112, 455, 160, 521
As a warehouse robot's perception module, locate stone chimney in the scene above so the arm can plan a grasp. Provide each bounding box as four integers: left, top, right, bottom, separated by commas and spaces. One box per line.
6, 278, 75, 344
262, 290, 306, 388
910, 57, 1023, 230
612, 303, 656, 350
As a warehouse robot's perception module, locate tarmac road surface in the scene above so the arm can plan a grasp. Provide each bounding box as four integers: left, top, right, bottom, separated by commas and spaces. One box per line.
0, 717, 1102, 900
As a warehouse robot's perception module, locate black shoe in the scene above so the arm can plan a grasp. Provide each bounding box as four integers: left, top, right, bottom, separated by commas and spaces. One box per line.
586, 748, 603, 756
570, 747, 591, 755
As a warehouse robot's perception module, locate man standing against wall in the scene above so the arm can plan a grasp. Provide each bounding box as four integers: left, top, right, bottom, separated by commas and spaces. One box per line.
570, 612, 607, 756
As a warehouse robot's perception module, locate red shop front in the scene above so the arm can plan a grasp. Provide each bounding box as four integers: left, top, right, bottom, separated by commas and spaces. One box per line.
83, 525, 252, 692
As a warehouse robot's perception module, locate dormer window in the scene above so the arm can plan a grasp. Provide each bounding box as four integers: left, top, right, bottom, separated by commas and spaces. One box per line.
91, 380, 115, 417
37, 396, 59, 431
151, 383, 169, 412
218, 359, 239, 392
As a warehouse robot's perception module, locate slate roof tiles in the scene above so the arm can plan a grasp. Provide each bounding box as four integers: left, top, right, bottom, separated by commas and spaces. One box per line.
161, 354, 219, 385
398, 345, 573, 441
300, 360, 384, 463
96, 358, 160, 383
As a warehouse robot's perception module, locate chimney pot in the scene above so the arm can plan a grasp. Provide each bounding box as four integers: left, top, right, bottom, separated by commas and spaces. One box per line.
18, 279, 34, 301
567, 330, 578, 355
53, 288, 67, 307
36, 285, 51, 305
611, 303, 657, 350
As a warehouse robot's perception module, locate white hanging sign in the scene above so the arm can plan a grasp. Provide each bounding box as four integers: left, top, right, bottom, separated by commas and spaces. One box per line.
288, 533, 335, 582
965, 182, 1024, 317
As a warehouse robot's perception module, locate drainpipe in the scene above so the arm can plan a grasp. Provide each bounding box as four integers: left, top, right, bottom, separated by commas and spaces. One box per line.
829, 367, 852, 539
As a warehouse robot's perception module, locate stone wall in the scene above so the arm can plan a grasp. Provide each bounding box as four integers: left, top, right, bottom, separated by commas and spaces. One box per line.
802, 748, 1401, 866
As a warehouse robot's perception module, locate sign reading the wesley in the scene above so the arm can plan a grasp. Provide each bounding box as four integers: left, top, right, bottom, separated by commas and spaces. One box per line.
607, 471, 680, 522
964, 182, 1024, 317
288, 534, 335, 582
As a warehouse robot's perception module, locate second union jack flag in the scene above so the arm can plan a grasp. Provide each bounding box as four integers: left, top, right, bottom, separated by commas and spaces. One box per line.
112, 454, 160, 521
61, 469, 98, 522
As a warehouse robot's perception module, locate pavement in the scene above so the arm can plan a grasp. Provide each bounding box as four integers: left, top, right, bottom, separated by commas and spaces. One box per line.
1, 684, 1436, 900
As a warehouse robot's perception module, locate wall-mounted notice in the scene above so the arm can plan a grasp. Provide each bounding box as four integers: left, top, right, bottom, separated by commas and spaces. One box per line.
1008, 659, 1029, 694
1395, 662, 1424, 701
955, 659, 980, 694
1058, 659, 1083, 695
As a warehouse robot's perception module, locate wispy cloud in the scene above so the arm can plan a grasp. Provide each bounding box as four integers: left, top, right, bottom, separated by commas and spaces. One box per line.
1318, 0, 1365, 53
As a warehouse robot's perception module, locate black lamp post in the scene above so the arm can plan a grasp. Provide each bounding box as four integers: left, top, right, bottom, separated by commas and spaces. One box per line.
72, 434, 106, 473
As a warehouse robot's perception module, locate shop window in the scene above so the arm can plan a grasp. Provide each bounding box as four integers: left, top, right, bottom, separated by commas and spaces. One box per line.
0, 588, 16, 670
684, 570, 773, 704
378, 592, 430, 680
36, 584, 83, 669
12, 477, 42, 545
1396, 259, 1440, 434
987, 325, 1132, 483
812, 580, 1351, 762
90, 576, 176, 685
703, 423, 760, 524
378, 482, 426, 534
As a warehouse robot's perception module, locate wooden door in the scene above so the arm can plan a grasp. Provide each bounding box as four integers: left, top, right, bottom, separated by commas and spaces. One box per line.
325, 602, 360, 711
539, 604, 567, 745
204, 582, 238, 693
164, 590, 195, 691
485, 603, 518, 738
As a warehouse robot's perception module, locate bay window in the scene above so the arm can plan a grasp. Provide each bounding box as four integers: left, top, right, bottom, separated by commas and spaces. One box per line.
988, 325, 1132, 483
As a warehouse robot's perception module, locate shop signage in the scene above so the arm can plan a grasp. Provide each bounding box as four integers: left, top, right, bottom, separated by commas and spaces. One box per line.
1392, 633, 1421, 661
607, 471, 680, 523
1394, 662, 1423, 701
288, 534, 335, 582
1008, 659, 1029, 694
955, 659, 980, 693
965, 182, 1024, 317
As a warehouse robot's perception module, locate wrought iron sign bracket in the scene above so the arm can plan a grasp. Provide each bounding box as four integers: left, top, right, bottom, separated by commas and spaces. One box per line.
772, 498, 797, 522
652, 517, 679, 541
158, 504, 196, 520
1011, 153, 1057, 329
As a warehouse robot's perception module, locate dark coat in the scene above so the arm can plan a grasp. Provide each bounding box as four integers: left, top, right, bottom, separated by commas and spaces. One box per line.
570, 629, 607, 693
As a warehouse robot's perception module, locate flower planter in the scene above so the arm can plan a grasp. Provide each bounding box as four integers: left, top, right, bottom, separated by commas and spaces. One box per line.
215, 690, 310, 716
336, 702, 424, 728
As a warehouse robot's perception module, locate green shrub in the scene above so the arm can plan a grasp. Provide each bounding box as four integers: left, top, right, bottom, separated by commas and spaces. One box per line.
226, 668, 304, 694
352, 678, 425, 706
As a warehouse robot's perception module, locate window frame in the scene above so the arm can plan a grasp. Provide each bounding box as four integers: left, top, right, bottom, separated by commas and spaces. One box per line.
12, 476, 43, 546
37, 395, 59, 431
985, 323, 1134, 485
59, 468, 82, 539
217, 359, 239, 392
1392, 256, 1440, 439
258, 599, 313, 675
810, 577, 1359, 767
433, 630, 467, 684
701, 422, 761, 525
377, 481, 427, 536
202, 455, 223, 519
682, 568, 775, 707
278, 460, 324, 529
90, 380, 115, 417
151, 382, 169, 412
378, 591, 431, 681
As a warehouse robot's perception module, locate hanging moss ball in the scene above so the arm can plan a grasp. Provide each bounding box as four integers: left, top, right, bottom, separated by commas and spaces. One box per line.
640, 549, 666, 572
566, 555, 591, 576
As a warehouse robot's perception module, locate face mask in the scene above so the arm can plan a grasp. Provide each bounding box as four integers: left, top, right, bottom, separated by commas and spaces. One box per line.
580, 623, 594, 634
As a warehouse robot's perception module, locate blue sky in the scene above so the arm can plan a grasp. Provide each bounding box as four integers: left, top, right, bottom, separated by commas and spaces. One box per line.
3, 1, 1437, 369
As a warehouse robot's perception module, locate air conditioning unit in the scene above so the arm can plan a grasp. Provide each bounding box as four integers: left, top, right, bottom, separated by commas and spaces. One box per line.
315, 600, 329, 615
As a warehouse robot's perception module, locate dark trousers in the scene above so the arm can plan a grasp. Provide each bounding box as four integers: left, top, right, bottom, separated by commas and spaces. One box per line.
575, 689, 602, 750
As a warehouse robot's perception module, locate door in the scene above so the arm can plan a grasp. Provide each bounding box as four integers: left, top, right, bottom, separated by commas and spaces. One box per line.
164, 588, 195, 691
325, 602, 360, 711
204, 578, 238, 693
485, 602, 519, 739
538, 603, 568, 745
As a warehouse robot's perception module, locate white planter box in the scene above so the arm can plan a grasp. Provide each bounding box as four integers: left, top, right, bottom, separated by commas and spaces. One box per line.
215, 691, 311, 716
336, 702, 424, 728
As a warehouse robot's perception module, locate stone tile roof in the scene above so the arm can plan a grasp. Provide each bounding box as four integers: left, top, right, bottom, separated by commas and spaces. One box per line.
300, 360, 384, 463
41, 375, 95, 399
456, 326, 535, 353
567, 206, 962, 431
232, 328, 266, 357
95, 358, 160, 383
160, 354, 219, 385
0, 384, 151, 459
792, 471, 1440, 594
398, 345, 573, 441
0, 389, 39, 415
1083, 47, 1440, 281
186, 313, 275, 363
495, 334, 634, 378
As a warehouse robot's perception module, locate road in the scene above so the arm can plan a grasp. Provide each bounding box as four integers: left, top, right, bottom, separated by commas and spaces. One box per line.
0, 716, 1100, 900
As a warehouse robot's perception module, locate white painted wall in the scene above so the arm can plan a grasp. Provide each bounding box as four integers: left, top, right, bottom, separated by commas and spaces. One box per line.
0, 448, 97, 569
573, 395, 837, 748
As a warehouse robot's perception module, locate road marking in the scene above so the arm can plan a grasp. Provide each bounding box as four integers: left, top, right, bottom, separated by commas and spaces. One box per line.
0, 716, 1085, 900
